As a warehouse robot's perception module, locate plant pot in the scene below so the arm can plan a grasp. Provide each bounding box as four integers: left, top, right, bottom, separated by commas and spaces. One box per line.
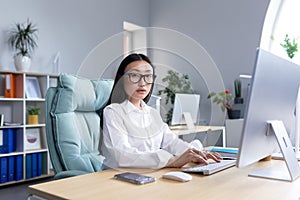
28, 115, 38, 125
227, 109, 241, 119
14, 55, 31, 72
234, 97, 244, 104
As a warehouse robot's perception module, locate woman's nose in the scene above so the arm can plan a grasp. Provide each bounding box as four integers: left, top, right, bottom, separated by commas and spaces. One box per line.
138, 77, 146, 86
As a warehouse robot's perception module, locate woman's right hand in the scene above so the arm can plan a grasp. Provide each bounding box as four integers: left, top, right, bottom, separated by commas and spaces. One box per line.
166, 148, 216, 168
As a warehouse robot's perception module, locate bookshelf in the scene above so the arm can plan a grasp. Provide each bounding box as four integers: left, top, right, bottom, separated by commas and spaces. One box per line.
0, 70, 58, 186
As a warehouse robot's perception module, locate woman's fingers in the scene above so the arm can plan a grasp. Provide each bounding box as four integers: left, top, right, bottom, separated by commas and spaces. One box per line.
206, 152, 223, 162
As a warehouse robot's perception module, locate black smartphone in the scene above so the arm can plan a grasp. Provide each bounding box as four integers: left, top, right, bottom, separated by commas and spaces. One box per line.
114, 172, 156, 185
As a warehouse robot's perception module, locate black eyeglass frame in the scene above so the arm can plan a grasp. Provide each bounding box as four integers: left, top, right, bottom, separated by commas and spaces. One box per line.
124, 73, 156, 84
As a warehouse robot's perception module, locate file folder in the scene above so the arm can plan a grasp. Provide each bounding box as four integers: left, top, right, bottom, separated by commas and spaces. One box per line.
15, 155, 23, 180
7, 129, 16, 153
0, 129, 8, 153
0, 157, 8, 183
26, 154, 32, 179
37, 153, 42, 176
4, 74, 15, 98
8, 156, 15, 181
0, 129, 16, 153
31, 153, 37, 178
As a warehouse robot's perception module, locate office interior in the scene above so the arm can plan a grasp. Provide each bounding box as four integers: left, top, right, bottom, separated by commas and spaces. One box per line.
2, 0, 300, 199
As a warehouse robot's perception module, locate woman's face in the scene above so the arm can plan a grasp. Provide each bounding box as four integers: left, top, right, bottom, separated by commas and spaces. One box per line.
123, 60, 154, 103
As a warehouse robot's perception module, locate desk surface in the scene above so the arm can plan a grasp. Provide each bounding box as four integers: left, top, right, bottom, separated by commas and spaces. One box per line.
29, 160, 300, 200
170, 125, 225, 136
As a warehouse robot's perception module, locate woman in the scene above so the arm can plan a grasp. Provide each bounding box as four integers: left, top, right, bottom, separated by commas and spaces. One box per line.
102, 53, 221, 169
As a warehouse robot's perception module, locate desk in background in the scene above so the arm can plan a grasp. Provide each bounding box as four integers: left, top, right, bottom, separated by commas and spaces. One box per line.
170, 125, 226, 147
28, 160, 300, 200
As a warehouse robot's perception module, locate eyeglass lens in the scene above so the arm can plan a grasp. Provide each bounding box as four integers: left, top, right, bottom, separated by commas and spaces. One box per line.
127, 73, 155, 83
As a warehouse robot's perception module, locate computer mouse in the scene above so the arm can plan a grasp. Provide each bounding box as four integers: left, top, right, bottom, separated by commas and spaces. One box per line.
162, 171, 192, 182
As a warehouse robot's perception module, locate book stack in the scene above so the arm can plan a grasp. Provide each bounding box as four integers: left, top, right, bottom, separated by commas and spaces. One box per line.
0, 155, 23, 183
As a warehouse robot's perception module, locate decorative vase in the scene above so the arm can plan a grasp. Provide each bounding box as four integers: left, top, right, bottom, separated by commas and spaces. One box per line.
234, 97, 244, 104
227, 109, 241, 119
28, 115, 38, 125
14, 55, 31, 72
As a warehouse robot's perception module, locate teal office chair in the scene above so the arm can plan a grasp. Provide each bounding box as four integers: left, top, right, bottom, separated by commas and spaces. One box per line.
46, 73, 113, 179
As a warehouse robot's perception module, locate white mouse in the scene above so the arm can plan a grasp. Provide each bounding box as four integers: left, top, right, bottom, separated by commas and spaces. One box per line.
162, 171, 192, 182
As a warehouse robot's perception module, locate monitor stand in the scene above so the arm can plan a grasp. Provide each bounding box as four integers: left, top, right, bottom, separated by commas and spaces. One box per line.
182, 112, 195, 130
272, 85, 300, 161
249, 120, 300, 182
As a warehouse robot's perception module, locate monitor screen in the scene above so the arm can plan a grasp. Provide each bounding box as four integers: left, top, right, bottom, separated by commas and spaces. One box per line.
171, 93, 200, 126
237, 48, 300, 181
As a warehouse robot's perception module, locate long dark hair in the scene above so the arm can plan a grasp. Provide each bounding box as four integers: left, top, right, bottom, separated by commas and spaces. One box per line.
106, 53, 155, 106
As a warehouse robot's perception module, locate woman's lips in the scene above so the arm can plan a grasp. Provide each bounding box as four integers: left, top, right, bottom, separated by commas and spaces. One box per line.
136, 88, 146, 93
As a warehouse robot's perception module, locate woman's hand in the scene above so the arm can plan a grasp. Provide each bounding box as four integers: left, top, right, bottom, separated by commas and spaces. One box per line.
166, 148, 222, 168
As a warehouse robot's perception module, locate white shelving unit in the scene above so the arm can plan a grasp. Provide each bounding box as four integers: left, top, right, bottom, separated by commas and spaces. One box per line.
0, 70, 58, 186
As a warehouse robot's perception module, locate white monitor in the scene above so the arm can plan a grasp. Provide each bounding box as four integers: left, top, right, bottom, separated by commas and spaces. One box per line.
171, 93, 200, 128
237, 48, 300, 181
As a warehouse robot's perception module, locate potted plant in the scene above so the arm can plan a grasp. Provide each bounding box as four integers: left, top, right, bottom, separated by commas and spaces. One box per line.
27, 107, 40, 125
8, 19, 38, 71
158, 70, 194, 124
280, 34, 298, 59
234, 78, 243, 104
207, 90, 240, 119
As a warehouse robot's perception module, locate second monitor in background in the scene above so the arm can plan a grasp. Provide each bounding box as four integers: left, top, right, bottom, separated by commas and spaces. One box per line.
171, 93, 200, 130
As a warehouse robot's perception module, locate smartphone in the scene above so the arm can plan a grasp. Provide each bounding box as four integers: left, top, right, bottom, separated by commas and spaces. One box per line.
114, 172, 156, 185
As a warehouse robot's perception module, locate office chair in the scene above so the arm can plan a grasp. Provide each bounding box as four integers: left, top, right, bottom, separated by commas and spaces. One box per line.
45, 73, 113, 179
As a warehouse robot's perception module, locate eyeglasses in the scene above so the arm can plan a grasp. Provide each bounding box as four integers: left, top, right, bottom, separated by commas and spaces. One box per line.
124, 73, 156, 84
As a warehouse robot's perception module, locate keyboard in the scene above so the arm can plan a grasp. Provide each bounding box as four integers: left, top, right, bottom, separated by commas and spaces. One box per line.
182, 160, 236, 175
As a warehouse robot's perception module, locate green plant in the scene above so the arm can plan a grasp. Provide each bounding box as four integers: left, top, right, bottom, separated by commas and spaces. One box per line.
207, 90, 234, 112
234, 78, 242, 98
158, 70, 194, 124
280, 34, 298, 59
28, 107, 40, 115
8, 19, 38, 57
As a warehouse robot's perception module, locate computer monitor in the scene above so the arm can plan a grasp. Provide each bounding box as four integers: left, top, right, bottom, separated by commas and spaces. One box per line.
171, 93, 200, 129
237, 48, 300, 182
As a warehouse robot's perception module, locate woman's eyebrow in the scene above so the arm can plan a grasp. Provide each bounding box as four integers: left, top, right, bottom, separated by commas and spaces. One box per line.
127, 69, 153, 73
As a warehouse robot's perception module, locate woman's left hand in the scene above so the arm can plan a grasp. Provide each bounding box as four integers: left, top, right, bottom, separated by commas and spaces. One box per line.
196, 149, 223, 163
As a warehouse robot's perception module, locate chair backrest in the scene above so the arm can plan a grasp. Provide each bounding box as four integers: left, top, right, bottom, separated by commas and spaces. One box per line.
46, 73, 113, 178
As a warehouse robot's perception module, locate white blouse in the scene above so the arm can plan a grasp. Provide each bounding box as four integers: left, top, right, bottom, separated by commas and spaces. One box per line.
101, 100, 203, 169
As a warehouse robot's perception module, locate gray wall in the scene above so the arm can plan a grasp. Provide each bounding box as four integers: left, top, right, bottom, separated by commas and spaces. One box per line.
149, 0, 270, 124
149, 0, 270, 91
0, 0, 150, 74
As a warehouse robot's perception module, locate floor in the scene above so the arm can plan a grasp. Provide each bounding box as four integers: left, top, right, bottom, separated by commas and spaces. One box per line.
0, 177, 53, 200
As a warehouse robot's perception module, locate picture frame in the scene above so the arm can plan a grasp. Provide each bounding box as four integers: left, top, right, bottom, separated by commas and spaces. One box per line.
25, 128, 41, 150
25, 77, 42, 98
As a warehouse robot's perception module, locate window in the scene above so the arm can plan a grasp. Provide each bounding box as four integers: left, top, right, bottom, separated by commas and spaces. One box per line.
261, 0, 300, 64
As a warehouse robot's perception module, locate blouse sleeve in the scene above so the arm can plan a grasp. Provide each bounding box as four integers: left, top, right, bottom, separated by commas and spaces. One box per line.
160, 124, 203, 156
102, 107, 174, 169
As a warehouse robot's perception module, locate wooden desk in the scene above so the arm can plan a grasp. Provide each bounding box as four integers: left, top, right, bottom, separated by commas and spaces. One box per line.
28, 160, 300, 200
170, 125, 226, 147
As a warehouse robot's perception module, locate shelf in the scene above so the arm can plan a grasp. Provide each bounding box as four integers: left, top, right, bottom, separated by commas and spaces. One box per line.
0, 98, 24, 101
0, 151, 24, 157
0, 71, 58, 186
25, 124, 45, 128
0, 172, 54, 187
25, 148, 48, 153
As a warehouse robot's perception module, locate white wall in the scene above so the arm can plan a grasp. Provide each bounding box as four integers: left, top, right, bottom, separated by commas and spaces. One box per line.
0, 0, 150, 74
